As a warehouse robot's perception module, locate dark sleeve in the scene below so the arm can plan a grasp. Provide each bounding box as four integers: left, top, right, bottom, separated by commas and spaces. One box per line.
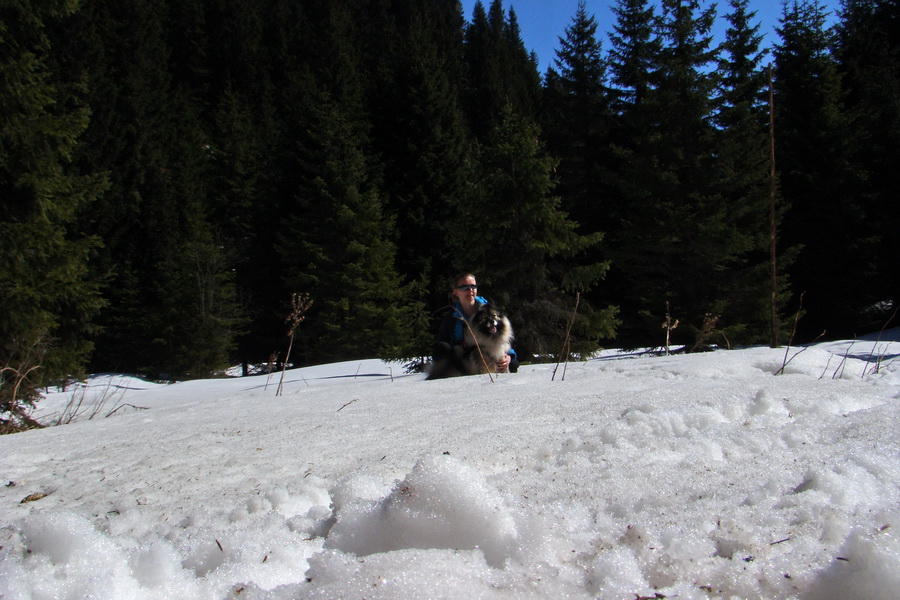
508, 348, 519, 373
436, 312, 459, 345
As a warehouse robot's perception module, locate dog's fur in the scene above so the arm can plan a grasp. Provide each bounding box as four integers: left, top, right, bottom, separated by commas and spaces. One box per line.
427, 303, 514, 380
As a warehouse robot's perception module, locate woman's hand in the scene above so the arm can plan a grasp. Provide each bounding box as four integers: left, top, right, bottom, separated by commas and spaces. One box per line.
496, 354, 511, 373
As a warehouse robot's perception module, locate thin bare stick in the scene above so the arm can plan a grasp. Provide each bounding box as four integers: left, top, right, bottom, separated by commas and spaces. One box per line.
337, 399, 358, 412
776, 330, 826, 376
776, 292, 806, 376
661, 301, 679, 356
459, 316, 494, 383
105, 403, 149, 417
864, 306, 898, 377
552, 292, 580, 381
832, 341, 854, 380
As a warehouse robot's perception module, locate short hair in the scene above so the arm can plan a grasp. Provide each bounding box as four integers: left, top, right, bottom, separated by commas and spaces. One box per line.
452, 272, 476, 287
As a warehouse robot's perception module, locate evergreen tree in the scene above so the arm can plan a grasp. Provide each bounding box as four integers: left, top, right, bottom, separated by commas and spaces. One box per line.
543, 1, 612, 232
714, 0, 791, 344
463, 0, 541, 140
365, 0, 472, 315
51, 0, 244, 378
201, 0, 287, 370
454, 106, 618, 358
775, 0, 874, 339
607, 0, 737, 349
142, 93, 246, 378
275, 2, 425, 364
0, 0, 107, 429
607, 0, 663, 114
279, 86, 424, 363
603, 0, 662, 346
834, 0, 900, 329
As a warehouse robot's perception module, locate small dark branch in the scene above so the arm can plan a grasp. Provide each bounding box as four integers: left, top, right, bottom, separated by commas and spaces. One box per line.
552, 292, 580, 382
776, 293, 808, 376
775, 329, 826, 376
770, 537, 791, 545
105, 403, 149, 417
336, 399, 359, 412
865, 305, 898, 376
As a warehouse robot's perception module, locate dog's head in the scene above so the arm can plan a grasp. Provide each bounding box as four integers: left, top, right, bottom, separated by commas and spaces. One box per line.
471, 303, 511, 337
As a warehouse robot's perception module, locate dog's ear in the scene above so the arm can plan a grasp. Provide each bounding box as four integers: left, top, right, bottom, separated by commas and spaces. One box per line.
483, 299, 500, 310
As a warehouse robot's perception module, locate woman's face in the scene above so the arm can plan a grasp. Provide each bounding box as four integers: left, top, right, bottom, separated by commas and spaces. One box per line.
452, 275, 478, 306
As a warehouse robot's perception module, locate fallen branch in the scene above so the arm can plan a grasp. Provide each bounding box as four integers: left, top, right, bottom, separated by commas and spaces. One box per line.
337, 398, 359, 412
105, 403, 149, 417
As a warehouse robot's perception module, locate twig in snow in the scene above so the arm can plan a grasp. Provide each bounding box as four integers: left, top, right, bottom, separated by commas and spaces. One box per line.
865, 306, 898, 376
105, 403, 149, 417
337, 398, 359, 412
770, 537, 791, 545
552, 292, 580, 381
776, 293, 826, 375
831, 341, 854, 380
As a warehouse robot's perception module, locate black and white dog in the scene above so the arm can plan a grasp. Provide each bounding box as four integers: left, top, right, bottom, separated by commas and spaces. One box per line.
427, 303, 514, 379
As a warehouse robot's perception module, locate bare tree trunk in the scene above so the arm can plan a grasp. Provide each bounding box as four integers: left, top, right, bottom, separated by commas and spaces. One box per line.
769, 64, 780, 348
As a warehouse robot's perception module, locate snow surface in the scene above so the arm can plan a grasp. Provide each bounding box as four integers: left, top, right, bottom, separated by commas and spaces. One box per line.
1, 336, 899, 599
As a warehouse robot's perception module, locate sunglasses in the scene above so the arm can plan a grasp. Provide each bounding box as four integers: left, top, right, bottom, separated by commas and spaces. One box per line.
456, 284, 478, 291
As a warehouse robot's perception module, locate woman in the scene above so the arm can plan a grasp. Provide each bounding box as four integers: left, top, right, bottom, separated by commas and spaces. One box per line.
434, 272, 518, 373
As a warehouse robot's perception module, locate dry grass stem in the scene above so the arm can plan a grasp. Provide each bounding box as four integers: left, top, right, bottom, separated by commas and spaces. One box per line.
662, 301, 679, 356
277, 293, 313, 396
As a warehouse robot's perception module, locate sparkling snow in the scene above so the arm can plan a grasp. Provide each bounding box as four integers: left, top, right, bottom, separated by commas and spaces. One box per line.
1, 336, 898, 599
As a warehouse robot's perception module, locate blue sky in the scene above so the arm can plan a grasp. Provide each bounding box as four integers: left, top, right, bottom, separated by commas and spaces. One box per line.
459, 0, 843, 74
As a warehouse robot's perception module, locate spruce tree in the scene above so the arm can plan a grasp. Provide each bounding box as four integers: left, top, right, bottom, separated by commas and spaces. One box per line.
365, 0, 472, 314
607, 0, 735, 349
0, 0, 107, 428
275, 2, 425, 364
834, 0, 900, 329
51, 0, 245, 378
278, 87, 424, 363
714, 0, 791, 344
463, 0, 542, 140
607, 0, 663, 114
454, 106, 618, 358
775, 0, 874, 339
543, 1, 612, 233
603, 0, 662, 346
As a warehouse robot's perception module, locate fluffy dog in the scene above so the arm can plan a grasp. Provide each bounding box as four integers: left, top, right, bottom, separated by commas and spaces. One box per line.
427, 303, 514, 380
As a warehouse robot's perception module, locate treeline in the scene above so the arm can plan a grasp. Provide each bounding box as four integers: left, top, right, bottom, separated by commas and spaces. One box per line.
2, 0, 898, 400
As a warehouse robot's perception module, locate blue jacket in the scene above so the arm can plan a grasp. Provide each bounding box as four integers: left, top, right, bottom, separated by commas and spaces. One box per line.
446, 296, 487, 344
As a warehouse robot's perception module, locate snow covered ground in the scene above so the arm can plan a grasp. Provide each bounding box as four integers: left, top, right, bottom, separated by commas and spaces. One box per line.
1, 335, 898, 599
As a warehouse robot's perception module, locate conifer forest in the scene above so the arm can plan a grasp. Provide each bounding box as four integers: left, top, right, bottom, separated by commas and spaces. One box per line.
2, 0, 898, 401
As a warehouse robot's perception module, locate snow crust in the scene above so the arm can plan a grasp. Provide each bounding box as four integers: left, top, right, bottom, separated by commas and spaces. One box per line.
1, 340, 899, 599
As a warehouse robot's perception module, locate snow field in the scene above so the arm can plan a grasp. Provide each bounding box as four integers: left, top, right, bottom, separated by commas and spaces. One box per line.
1, 344, 898, 599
